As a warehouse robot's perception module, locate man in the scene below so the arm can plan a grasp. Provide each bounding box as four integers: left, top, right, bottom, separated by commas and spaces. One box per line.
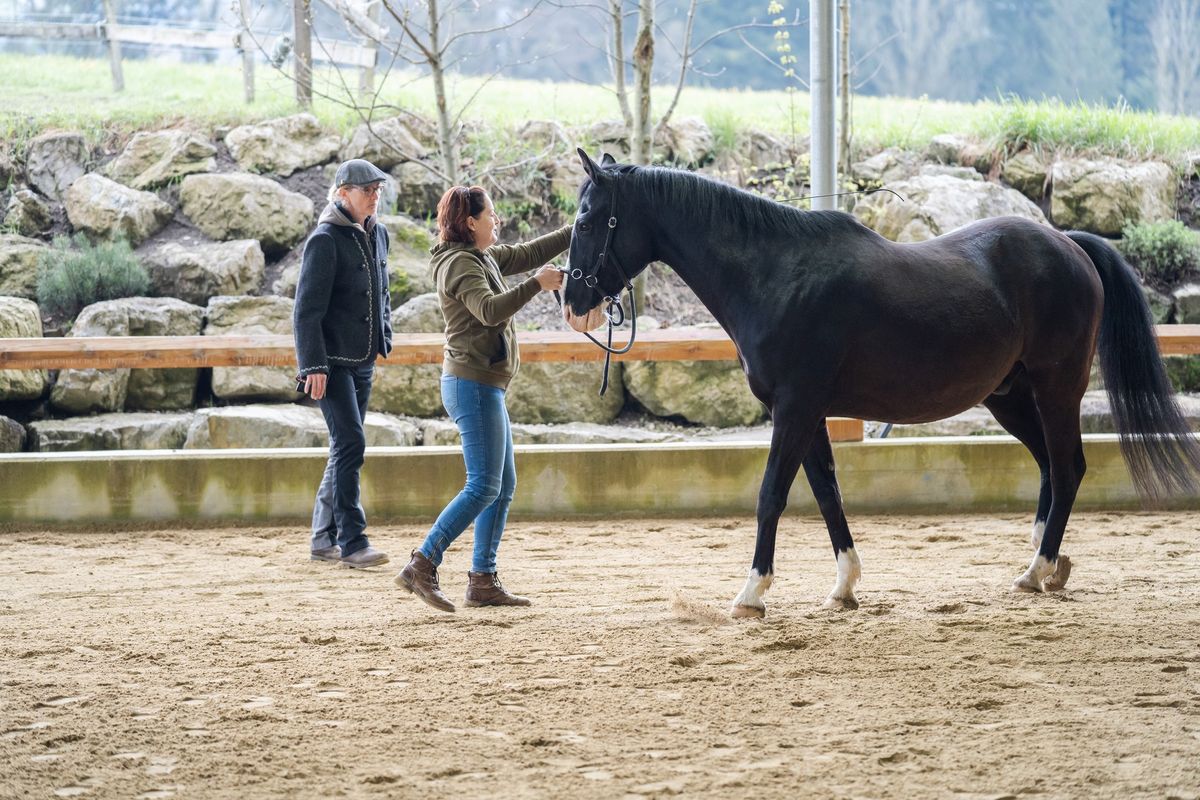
294, 159, 393, 568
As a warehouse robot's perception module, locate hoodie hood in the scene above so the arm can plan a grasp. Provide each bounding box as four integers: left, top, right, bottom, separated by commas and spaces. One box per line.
319, 201, 375, 233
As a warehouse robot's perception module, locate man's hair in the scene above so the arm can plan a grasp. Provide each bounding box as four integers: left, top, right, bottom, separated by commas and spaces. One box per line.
326, 181, 351, 204
436, 185, 488, 244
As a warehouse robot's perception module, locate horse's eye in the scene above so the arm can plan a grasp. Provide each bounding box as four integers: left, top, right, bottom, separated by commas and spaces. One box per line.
578, 222, 591, 232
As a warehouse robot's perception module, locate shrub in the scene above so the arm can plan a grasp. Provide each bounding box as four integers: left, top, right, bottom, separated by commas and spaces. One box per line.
1118, 220, 1200, 289
36, 234, 149, 319
703, 107, 741, 163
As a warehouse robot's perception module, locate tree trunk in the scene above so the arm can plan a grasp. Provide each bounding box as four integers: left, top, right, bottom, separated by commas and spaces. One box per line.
838, 0, 852, 205
293, 0, 313, 109
630, 0, 654, 166
426, 0, 459, 186
609, 0, 632, 130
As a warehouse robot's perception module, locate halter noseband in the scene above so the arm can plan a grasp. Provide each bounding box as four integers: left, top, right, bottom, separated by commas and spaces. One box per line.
559, 171, 638, 396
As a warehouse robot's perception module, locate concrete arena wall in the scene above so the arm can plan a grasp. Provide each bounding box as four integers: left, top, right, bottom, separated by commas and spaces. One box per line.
2, 435, 1196, 524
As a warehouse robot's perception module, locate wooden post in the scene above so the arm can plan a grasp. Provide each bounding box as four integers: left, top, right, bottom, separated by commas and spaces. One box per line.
237, 0, 255, 104
101, 0, 124, 92
293, 0, 313, 109
358, 0, 380, 102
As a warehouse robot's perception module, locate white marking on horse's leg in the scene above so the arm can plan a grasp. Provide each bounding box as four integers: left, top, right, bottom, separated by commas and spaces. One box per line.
1043, 554, 1072, 592
1012, 553, 1055, 593
1030, 520, 1045, 550
823, 548, 862, 610
731, 569, 773, 619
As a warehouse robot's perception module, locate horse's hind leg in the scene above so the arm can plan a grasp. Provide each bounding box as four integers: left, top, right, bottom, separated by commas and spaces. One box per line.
732, 410, 821, 619
982, 376, 1070, 590
1012, 380, 1087, 593
802, 421, 861, 610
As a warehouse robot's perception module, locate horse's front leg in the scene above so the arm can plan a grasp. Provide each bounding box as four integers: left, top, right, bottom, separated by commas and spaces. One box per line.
802, 421, 862, 610
732, 412, 821, 619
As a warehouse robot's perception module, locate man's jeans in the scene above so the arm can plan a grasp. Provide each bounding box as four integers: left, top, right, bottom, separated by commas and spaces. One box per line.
311, 363, 374, 557
419, 375, 515, 574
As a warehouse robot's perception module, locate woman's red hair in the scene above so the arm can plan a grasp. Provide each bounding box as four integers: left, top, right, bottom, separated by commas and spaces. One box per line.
436, 185, 488, 244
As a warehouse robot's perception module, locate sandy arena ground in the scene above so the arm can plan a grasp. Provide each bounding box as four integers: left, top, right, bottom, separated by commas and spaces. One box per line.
2, 512, 1199, 799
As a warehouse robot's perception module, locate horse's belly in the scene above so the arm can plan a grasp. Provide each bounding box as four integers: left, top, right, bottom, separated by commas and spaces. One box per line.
831, 363, 1009, 424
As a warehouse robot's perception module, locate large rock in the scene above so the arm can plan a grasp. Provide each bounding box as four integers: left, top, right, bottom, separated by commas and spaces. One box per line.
25, 131, 88, 201
340, 117, 427, 170
0, 416, 24, 452
28, 412, 192, 451
624, 356, 765, 428
736, 129, 789, 169
1172, 283, 1200, 324
850, 148, 922, 185
3, 189, 52, 237
50, 297, 204, 414
64, 173, 173, 245
1001, 150, 1050, 201
0, 297, 49, 401
143, 239, 265, 305
511, 421, 684, 445
853, 169, 1048, 242
369, 293, 444, 417
105, 130, 217, 189
507, 362, 625, 424
926, 134, 992, 173
1050, 158, 1175, 236
660, 117, 713, 167
517, 120, 569, 149
391, 161, 444, 219
0, 234, 49, 299
180, 173, 314, 254
225, 113, 341, 177
205, 295, 296, 401
184, 404, 419, 448
379, 214, 435, 301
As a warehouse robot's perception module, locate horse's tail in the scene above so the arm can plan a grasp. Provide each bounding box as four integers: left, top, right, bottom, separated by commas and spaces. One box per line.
1069, 230, 1200, 499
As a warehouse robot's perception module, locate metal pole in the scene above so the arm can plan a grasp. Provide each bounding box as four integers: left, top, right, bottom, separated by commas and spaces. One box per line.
237, 0, 255, 104
809, 0, 835, 211
293, 0, 312, 109
101, 0, 124, 93
838, 0, 851, 205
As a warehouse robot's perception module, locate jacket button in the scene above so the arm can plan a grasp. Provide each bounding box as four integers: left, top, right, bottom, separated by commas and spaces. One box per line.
362, 315, 370, 322
363, 289, 370, 296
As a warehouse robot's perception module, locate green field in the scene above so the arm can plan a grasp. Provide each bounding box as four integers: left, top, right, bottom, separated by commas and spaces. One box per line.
2, 52, 1199, 164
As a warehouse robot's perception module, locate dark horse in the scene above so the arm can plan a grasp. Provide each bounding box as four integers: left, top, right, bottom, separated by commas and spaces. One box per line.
562, 150, 1200, 618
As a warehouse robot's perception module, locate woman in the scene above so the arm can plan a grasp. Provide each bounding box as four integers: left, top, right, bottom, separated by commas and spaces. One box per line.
294, 159, 393, 569
396, 186, 569, 613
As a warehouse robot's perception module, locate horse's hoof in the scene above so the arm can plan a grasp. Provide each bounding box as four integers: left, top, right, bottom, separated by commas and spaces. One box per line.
823, 593, 859, 611
731, 603, 765, 619
1011, 575, 1044, 593
1043, 555, 1072, 592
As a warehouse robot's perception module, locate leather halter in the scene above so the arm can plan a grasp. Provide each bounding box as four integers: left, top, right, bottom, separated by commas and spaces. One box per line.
558, 171, 639, 396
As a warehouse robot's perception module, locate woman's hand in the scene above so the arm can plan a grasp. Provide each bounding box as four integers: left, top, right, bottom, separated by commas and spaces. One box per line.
305, 373, 328, 400
534, 264, 565, 291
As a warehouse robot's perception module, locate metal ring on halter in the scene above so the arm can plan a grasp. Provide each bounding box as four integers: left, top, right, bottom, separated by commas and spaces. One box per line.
604, 298, 625, 326
570, 268, 583, 280
608, 217, 617, 228
584, 275, 598, 288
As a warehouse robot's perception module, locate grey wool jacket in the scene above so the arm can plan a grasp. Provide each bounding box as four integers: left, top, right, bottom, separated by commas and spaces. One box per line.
293, 202, 393, 376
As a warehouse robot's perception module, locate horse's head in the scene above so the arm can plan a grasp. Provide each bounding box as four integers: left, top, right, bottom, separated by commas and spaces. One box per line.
563, 149, 654, 332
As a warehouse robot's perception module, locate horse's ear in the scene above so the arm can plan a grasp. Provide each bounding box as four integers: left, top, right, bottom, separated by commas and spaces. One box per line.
600, 152, 617, 167
577, 148, 603, 181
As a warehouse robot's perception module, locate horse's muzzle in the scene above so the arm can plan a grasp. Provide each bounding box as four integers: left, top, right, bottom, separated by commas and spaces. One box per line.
563, 303, 607, 333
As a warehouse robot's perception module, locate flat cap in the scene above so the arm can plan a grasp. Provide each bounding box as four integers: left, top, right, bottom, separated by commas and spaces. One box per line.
335, 158, 389, 187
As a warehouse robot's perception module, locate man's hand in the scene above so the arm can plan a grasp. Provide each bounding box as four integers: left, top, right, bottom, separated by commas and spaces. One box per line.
534, 264, 565, 291
305, 372, 328, 401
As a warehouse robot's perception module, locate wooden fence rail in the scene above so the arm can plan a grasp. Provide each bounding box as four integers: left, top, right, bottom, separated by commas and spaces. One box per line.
3, 325, 1199, 371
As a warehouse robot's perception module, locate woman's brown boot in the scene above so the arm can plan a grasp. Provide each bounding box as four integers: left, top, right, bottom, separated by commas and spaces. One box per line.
464, 571, 531, 607
395, 550, 456, 612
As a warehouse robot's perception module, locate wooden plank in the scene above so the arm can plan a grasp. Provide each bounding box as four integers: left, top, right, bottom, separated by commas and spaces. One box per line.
107, 23, 235, 50
0, 329, 737, 370
0, 22, 100, 40
4, 326, 1200, 370
1156, 324, 1200, 355
827, 417, 863, 442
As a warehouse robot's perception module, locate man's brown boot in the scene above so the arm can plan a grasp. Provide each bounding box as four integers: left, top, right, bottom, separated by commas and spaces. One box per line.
395, 550, 455, 613
464, 571, 531, 607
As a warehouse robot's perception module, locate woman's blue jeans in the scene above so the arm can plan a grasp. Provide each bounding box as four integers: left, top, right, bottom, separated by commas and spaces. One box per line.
419, 375, 516, 573
310, 363, 374, 557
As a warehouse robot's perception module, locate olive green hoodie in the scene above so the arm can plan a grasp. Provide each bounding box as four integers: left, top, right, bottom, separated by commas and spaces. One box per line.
431, 225, 571, 389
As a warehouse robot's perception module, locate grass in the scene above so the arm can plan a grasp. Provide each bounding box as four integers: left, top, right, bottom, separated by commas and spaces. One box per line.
2, 52, 1199, 166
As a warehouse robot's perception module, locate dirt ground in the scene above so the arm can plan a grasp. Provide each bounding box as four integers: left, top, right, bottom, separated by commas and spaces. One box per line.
2, 512, 1199, 800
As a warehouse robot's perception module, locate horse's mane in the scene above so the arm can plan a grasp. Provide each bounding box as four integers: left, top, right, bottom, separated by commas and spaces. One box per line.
624, 165, 862, 240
